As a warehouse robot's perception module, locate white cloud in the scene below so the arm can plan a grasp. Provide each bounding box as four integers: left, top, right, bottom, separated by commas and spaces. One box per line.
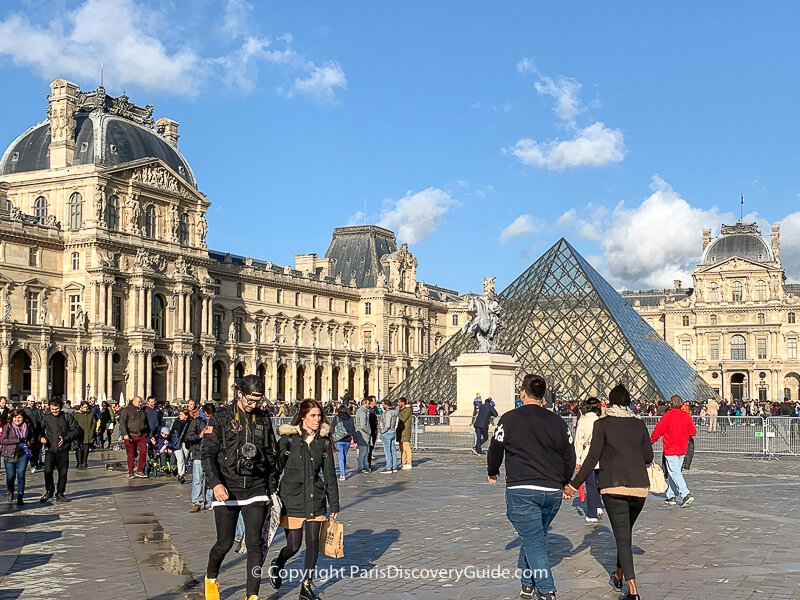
347, 211, 366, 226
557, 204, 608, 241
601, 176, 729, 287
500, 214, 542, 243
777, 212, 800, 281
377, 188, 454, 245
534, 75, 584, 123
0, 0, 345, 102
508, 122, 625, 171
289, 61, 348, 103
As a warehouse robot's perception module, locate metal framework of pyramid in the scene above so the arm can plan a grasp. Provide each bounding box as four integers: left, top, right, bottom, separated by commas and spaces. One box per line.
388, 238, 716, 406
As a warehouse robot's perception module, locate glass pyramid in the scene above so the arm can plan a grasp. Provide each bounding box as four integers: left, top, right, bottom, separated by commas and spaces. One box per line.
389, 238, 717, 406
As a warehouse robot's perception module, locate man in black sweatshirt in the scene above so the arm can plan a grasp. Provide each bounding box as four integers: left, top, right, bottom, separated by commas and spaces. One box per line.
487, 374, 575, 600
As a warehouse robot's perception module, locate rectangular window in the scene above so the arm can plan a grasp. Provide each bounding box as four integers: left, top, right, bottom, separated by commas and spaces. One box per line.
295, 292, 301, 306
235, 316, 244, 342
432, 312, 438, 324
29, 248, 38, 267
236, 282, 243, 298
789, 338, 797, 360
681, 339, 691, 360
759, 387, 767, 402
112, 296, 122, 331
328, 298, 334, 311
71, 252, 80, 270
69, 294, 81, 327
257, 286, 262, 301
312, 295, 318, 309
344, 300, 349, 314
365, 302, 372, 315
452, 314, 459, 326
213, 279, 221, 295
255, 322, 262, 344
276, 289, 283, 304
364, 330, 372, 353
213, 313, 223, 341
709, 338, 720, 360
26, 292, 38, 324
758, 337, 767, 359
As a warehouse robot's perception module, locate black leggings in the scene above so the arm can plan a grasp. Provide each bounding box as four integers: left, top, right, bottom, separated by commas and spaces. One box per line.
603, 494, 646, 581
276, 520, 323, 579
207, 503, 267, 597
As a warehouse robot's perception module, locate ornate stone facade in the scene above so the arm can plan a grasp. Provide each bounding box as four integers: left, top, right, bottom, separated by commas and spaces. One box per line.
0, 79, 467, 404
624, 223, 800, 402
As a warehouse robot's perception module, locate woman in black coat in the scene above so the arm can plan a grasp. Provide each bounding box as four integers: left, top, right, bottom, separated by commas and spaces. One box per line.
269, 399, 340, 600
565, 384, 653, 600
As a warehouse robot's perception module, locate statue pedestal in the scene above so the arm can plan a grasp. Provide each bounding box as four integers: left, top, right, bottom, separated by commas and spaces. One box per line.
450, 352, 520, 418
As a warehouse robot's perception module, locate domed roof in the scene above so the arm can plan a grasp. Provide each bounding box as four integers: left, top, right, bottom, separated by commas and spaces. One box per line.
701, 223, 773, 265
0, 86, 196, 187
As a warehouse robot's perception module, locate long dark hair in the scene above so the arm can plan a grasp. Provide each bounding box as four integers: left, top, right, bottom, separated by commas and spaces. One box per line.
292, 399, 331, 441
5, 408, 32, 430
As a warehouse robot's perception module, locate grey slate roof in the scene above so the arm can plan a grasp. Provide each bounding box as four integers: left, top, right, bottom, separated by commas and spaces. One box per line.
1, 113, 196, 187
620, 288, 693, 307
785, 284, 800, 296
700, 223, 773, 265
324, 225, 397, 288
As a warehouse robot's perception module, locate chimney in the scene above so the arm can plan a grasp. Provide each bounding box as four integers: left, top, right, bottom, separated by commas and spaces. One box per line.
48, 78, 79, 168
771, 224, 780, 262
702, 229, 712, 251
156, 118, 180, 147
674, 280, 682, 290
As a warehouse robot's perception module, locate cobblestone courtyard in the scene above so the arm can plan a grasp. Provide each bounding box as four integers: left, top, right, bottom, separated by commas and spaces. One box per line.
1, 450, 799, 600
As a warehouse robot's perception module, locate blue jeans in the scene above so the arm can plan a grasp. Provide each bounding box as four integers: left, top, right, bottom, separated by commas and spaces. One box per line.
505, 488, 562, 593
663, 454, 690, 499
5, 455, 29, 494
380, 432, 398, 470
357, 443, 370, 471
335, 441, 350, 476
191, 459, 214, 506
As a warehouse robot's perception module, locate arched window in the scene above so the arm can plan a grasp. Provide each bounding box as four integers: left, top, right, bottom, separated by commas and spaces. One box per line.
730, 334, 747, 360
757, 312, 765, 325
708, 282, 719, 302
106, 195, 119, 230
756, 280, 768, 301
144, 205, 156, 238
732, 281, 743, 302
710, 314, 718, 326
179, 213, 189, 245
151, 294, 166, 337
69, 193, 82, 229
34, 196, 47, 223
682, 315, 689, 327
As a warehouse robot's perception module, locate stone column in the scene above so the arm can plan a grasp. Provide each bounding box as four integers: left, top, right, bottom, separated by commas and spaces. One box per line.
106, 283, 113, 326
106, 350, 113, 401
98, 283, 107, 327
1, 343, 10, 399
176, 351, 184, 400
200, 297, 208, 335
97, 349, 106, 399
200, 354, 208, 402
146, 352, 153, 397
145, 288, 152, 331
138, 287, 145, 329
270, 353, 279, 401
77, 348, 86, 402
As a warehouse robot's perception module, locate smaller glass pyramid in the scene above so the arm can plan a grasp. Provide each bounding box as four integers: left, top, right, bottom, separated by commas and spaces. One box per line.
388, 238, 717, 406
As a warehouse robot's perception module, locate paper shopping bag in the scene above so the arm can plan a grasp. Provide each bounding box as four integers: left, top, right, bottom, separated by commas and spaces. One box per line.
320, 516, 344, 559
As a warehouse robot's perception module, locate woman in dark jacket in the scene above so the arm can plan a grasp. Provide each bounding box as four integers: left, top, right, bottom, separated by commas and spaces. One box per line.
1, 409, 34, 505
74, 401, 98, 470
98, 401, 116, 449
269, 399, 340, 600
329, 404, 357, 481
565, 384, 653, 600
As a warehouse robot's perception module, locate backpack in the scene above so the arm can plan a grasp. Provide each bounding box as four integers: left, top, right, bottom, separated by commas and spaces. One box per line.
333, 418, 350, 442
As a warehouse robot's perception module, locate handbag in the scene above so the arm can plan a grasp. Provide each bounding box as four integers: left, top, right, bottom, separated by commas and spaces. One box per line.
320, 516, 344, 559
647, 463, 668, 494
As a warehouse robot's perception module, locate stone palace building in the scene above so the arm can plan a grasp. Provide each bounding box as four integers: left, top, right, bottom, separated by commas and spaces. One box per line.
624, 222, 800, 403
0, 78, 467, 405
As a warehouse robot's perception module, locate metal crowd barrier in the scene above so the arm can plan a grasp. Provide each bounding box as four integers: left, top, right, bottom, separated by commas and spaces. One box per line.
404, 413, 799, 457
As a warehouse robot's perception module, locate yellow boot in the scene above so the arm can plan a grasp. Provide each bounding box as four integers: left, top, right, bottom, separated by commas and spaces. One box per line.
204, 577, 220, 600
245, 596, 263, 600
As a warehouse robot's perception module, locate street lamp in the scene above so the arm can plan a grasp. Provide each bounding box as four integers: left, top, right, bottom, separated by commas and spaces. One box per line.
758, 373, 767, 403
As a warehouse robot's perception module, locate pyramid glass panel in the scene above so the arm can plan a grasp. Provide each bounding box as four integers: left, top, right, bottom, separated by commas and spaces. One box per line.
388, 238, 716, 406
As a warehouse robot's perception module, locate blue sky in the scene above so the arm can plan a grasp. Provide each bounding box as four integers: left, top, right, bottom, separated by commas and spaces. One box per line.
2, 1, 800, 293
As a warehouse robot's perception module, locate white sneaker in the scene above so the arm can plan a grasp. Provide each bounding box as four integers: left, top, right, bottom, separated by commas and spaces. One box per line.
401, 464, 412, 470
585, 517, 599, 523
596, 508, 604, 517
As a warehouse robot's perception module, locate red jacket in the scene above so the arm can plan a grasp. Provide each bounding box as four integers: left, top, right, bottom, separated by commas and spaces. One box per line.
650, 408, 697, 456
